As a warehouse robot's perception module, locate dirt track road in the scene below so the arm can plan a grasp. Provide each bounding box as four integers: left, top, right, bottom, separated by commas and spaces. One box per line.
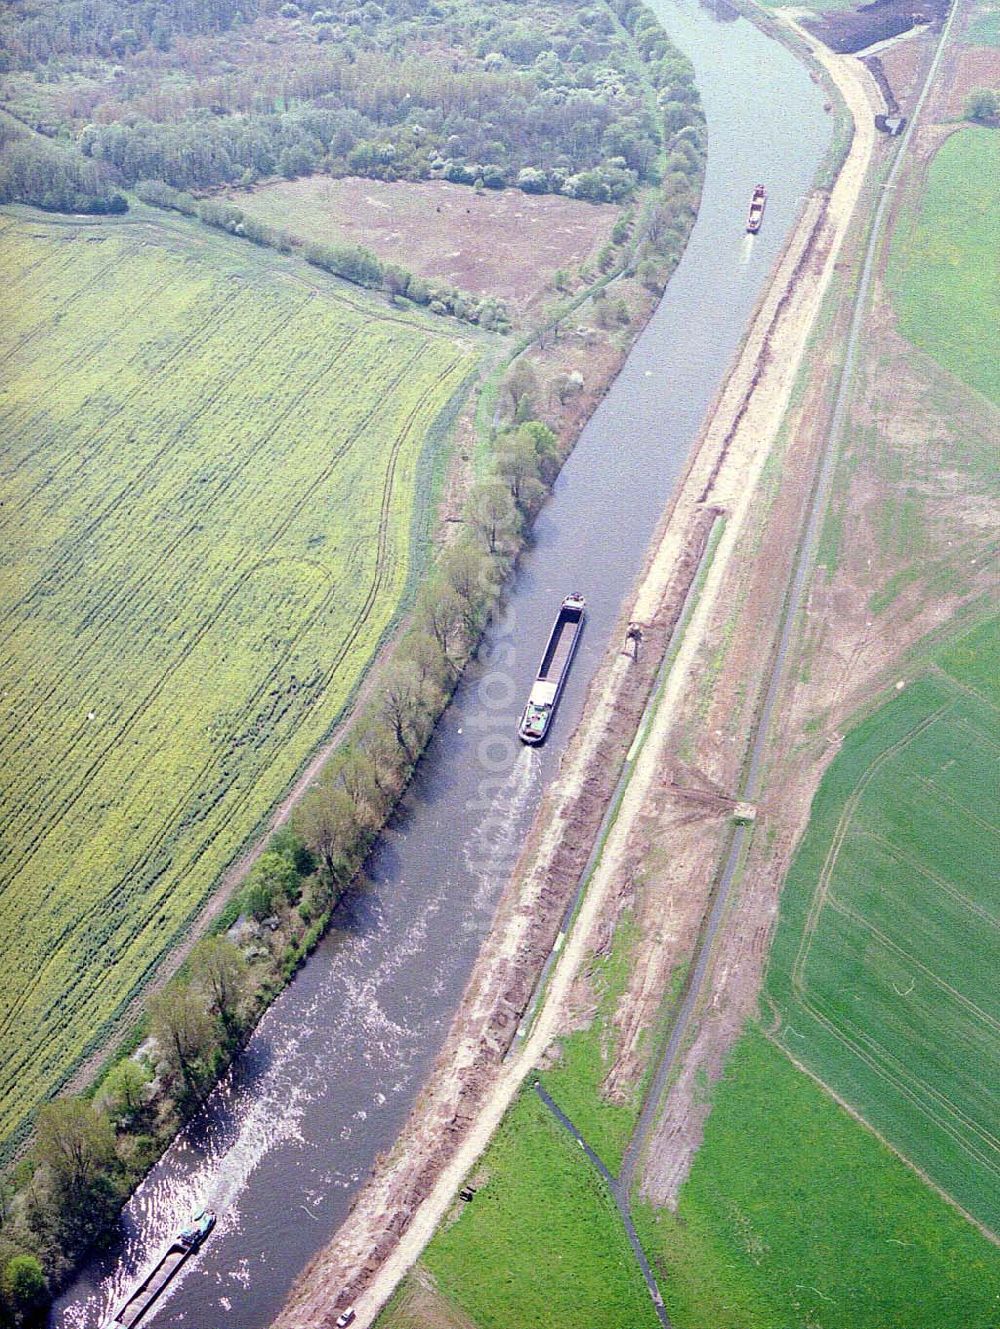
327, 23, 886, 1329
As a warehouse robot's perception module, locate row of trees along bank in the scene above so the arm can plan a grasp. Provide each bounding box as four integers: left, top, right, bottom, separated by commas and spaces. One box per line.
0, 409, 561, 1328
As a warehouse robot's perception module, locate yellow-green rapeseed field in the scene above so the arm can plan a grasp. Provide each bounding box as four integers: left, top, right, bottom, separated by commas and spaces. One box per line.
0, 212, 478, 1149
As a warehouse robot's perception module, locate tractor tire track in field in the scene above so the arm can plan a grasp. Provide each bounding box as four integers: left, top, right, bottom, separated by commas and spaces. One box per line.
0, 238, 101, 309
928, 660, 1000, 715
0, 287, 302, 558
0, 335, 349, 840
0, 272, 188, 438
794, 989, 1000, 1185
0, 333, 420, 857
858, 831, 999, 926
0, 348, 458, 1066
0, 330, 418, 951
0, 244, 146, 372
802, 972, 1000, 1156
823, 892, 1000, 1035
790, 706, 951, 993
915, 773, 1000, 836
12, 350, 465, 1111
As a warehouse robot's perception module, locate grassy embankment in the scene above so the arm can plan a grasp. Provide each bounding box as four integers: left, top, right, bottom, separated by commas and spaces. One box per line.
964, 0, 1000, 45
0, 212, 478, 1153
375, 71, 1000, 1329
374, 440, 1000, 1329
765, 617, 1000, 1231
641, 117, 1000, 1329
379, 1088, 659, 1329
652, 624, 1000, 1329
645, 120, 1000, 1326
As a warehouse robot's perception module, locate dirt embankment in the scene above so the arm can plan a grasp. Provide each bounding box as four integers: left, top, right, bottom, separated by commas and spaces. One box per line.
804, 0, 948, 55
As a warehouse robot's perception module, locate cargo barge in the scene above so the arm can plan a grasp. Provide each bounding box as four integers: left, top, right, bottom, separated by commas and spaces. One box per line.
111, 1211, 215, 1328
746, 183, 766, 233
518, 594, 586, 745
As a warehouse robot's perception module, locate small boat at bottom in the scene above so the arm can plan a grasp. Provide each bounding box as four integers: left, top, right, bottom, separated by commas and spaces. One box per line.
746, 183, 766, 233
112, 1210, 216, 1328
518, 594, 586, 745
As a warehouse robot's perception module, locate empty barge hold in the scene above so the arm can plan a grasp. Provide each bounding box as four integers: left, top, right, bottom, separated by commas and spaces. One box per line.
518, 594, 586, 745
112, 1211, 215, 1328
746, 183, 766, 233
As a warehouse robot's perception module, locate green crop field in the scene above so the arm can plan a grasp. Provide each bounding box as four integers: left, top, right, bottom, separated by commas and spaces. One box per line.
0, 211, 478, 1150
380, 1088, 659, 1329
637, 1029, 1000, 1329
964, 1, 1000, 45
887, 127, 1000, 405
765, 616, 1000, 1232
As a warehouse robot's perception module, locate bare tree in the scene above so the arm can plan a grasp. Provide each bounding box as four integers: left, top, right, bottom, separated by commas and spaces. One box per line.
296, 783, 359, 879
406, 630, 451, 695
417, 581, 467, 669
503, 357, 538, 422
497, 434, 545, 514
441, 542, 496, 636
378, 660, 432, 766
337, 743, 387, 826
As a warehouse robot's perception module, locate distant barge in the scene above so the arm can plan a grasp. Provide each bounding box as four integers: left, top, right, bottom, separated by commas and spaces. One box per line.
112, 1211, 215, 1328
746, 183, 766, 233
518, 594, 586, 745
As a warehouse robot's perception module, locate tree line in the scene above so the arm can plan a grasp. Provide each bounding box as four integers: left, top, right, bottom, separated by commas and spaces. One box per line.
0, 923, 264, 1325
0, 122, 127, 215
0, 1, 702, 208
0, 0, 259, 66
135, 180, 512, 330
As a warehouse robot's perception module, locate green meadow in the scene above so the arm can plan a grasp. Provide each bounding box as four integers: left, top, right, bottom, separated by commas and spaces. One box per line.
638, 1028, 1000, 1329
0, 212, 477, 1149
887, 127, 1000, 404
765, 616, 1000, 1231
381, 1088, 658, 1329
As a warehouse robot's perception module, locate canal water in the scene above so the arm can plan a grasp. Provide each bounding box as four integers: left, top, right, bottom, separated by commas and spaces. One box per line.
54, 4, 831, 1325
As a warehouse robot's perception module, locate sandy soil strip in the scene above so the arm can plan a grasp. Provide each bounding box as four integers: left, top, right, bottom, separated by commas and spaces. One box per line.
273, 28, 882, 1329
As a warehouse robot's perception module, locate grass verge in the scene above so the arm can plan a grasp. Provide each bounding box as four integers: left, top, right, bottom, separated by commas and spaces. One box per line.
886, 126, 1000, 406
